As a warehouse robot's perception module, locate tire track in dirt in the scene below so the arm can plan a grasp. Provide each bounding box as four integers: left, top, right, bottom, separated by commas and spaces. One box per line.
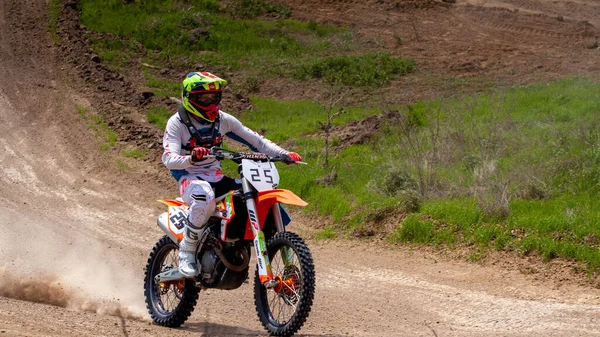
469, 0, 600, 28
323, 265, 600, 336
463, 6, 594, 42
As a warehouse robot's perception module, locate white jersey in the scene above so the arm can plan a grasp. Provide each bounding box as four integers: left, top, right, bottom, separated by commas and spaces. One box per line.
162, 110, 287, 182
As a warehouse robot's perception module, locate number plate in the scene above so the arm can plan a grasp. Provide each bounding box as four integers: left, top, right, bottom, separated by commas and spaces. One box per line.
168, 206, 188, 236
242, 159, 280, 191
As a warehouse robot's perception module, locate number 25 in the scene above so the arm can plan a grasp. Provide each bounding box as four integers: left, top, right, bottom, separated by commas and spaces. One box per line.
249, 168, 273, 183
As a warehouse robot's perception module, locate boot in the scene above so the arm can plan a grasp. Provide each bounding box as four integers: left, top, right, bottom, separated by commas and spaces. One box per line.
178, 224, 202, 277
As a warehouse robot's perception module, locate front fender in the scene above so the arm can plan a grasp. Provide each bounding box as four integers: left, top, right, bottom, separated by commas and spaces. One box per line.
244, 189, 307, 240
256, 189, 308, 208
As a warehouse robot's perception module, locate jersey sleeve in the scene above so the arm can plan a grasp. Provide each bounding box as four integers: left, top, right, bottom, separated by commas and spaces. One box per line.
221, 112, 288, 157
161, 114, 193, 169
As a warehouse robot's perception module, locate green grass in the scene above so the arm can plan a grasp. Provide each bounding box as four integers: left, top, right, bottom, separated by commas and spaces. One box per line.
88, 36, 137, 71
78, 0, 413, 87
80, 1, 343, 66
77, 106, 118, 151
245, 77, 600, 273
294, 52, 416, 86
315, 227, 337, 240
48, 0, 60, 45
388, 215, 434, 244
242, 98, 381, 142
122, 149, 147, 159
77, 0, 600, 274
116, 159, 130, 172
228, 0, 292, 19
147, 106, 173, 130
144, 71, 181, 97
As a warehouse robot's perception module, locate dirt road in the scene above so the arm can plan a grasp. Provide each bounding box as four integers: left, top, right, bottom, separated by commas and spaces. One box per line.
1, 0, 600, 336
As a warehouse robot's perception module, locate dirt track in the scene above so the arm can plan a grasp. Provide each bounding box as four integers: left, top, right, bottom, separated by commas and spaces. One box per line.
1, 0, 600, 336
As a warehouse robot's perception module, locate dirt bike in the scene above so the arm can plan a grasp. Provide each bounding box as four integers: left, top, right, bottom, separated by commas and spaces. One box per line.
143, 147, 315, 336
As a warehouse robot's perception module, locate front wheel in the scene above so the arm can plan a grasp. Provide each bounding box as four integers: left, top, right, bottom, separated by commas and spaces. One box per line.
254, 232, 315, 336
144, 235, 200, 327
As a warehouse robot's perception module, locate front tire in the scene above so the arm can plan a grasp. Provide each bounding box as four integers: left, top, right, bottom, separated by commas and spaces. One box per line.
144, 235, 200, 327
254, 232, 315, 336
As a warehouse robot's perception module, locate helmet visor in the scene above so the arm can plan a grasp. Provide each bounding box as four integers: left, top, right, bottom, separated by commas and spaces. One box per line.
188, 92, 221, 106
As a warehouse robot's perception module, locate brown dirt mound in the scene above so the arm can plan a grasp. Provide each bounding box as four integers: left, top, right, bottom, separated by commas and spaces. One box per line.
320, 112, 398, 148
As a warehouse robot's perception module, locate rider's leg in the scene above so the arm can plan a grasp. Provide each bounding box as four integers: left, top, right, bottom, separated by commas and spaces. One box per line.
211, 176, 242, 198
178, 177, 215, 277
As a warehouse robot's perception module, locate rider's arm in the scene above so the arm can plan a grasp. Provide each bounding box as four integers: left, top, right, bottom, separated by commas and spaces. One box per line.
220, 112, 288, 157
161, 114, 193, 169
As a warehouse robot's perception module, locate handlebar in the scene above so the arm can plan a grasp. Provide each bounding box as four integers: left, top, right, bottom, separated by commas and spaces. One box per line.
206, 147, 307, 165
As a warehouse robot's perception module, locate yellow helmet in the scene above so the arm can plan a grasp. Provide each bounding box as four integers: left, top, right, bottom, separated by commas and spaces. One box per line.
182, 72, 227, 122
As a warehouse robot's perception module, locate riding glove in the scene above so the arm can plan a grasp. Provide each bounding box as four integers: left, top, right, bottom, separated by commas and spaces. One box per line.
190, 147, 210, 163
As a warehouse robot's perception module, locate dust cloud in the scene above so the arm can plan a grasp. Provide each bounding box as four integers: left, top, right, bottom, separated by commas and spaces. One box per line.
0, 269, 145, 319
0, 212, 148, 320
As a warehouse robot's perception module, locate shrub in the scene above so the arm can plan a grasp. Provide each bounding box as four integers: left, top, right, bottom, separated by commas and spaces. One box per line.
383, 169, 418, 196
295, 52, 416, 87
473, 160, 511, 220
390, 215, 434, 244
230, 0, 292, 19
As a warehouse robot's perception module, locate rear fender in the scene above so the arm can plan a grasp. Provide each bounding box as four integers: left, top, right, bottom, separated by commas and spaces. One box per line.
243, 189, 307, 240
157, 199, 189, 243
157, 199, 186, 207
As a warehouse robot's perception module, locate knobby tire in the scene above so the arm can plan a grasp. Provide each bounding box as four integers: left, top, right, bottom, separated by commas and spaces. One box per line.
254, 232, 315, 336
144, 235, 200, 327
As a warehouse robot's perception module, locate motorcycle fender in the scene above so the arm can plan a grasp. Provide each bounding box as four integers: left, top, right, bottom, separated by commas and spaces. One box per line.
157, 212, 180, 244
244, 189, 307, 240
157, 199, 185, 207
157, 200, 188, 243
256, 189, 308, 208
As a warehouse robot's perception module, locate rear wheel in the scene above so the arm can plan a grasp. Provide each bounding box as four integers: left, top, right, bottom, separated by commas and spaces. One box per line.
254, 232, 315, 336
144, 235, 199, 327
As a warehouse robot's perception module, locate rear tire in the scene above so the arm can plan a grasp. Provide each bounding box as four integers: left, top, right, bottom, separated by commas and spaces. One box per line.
254, 232, 315, 336
144, 235, 199, 327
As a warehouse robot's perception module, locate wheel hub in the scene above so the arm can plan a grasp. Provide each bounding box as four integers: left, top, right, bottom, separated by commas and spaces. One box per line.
159, 279, 184, 292
273, 274, 299, 297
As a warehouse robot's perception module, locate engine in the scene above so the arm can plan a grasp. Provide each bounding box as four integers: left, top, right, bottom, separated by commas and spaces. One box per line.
197, 241, 250, 290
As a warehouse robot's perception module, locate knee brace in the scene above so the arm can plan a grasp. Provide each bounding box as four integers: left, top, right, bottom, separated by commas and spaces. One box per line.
182, 180, 216, 228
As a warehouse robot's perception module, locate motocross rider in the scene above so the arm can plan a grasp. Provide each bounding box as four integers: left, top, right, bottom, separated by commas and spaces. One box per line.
162, 72, 302, 277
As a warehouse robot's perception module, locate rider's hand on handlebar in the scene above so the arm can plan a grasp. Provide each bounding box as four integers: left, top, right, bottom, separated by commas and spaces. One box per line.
190, 147, 210, 163
288, 152, 302, 161
283, 152, 302, 164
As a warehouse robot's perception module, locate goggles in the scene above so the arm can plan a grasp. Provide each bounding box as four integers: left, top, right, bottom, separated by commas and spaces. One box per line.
188, 91, 221, 106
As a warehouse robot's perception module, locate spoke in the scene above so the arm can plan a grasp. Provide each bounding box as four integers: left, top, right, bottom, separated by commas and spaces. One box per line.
163, 289, 169, 311
283, 276, 301, 301
278, 300, 284, 322
262, 245, 303, 325
273, 291, 281, 321
287, 296, 294, 319
166, 288, 173, 311
274, 251, 285, 323
159, 248, 182, 313
172, 288, 178, 310
273, 293, 280, 322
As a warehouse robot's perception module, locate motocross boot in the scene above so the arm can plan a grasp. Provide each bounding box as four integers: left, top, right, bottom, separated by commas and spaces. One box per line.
178, 222, 202, 278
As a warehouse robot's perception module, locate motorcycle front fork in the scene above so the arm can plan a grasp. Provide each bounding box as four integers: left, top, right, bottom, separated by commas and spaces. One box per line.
242, 178, 293, 287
